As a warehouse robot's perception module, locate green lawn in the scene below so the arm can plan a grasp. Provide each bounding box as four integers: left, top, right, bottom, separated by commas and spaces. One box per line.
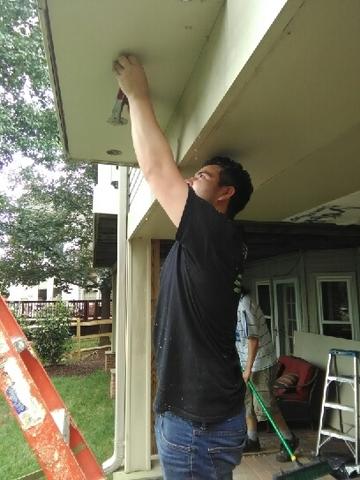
0, 370, 114, 479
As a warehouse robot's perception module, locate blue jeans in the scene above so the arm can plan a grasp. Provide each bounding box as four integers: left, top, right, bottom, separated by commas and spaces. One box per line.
155, 410, 246, 479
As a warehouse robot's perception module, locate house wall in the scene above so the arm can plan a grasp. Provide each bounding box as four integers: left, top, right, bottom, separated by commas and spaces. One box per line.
243, 247, 360, 345
7, 279, 99, 301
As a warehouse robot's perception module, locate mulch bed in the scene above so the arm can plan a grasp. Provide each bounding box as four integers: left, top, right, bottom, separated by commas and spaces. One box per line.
45, 349, 106, 377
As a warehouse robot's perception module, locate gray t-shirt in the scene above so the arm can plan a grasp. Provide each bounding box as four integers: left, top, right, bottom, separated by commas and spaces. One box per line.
235, 294, 277, 372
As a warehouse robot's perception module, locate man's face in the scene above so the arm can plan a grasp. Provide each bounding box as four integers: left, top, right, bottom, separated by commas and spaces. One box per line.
185, 164, 224, 205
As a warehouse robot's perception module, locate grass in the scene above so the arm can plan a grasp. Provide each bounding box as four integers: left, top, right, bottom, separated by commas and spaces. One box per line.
0, 370, 114, 479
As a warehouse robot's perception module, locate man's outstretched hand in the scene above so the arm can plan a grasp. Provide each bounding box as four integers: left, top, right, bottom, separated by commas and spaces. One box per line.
113, 55, 150, 101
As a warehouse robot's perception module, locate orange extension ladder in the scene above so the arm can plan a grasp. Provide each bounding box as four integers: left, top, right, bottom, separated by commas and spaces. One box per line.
0, 297, 105, 480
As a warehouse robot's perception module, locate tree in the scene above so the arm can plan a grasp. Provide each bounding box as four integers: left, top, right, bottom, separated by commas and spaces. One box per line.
0, 0, 60, 168
0, 162, 96, 291
0, 0, 112, 310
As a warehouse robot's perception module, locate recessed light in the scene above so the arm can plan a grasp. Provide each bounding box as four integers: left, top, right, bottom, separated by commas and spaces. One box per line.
106, 149, 122, 156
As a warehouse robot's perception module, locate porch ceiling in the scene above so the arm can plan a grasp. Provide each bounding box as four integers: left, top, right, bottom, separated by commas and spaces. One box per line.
131, 0, 360, 238
38, 0, 223, 166
39, 0, 360, 237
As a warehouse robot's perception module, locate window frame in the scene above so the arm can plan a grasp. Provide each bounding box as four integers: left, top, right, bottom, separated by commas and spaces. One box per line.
316, 274, 355, 340
273, 278, 301, 355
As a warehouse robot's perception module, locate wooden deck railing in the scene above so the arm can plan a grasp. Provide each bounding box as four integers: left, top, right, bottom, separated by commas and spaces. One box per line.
7, 299, 110, 321
7, 300, 112, 357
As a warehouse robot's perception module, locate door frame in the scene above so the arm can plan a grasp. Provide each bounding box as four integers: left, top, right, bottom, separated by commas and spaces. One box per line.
273, 278, 301, 356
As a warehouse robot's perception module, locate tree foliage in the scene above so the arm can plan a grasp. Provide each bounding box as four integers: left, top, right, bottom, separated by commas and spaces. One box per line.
0, 0, 112, 298
0, 162, 101, 293
0, 0, 60, 167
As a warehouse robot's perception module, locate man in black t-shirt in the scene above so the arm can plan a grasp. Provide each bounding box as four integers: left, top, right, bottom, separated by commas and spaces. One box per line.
114, 55, 253, 479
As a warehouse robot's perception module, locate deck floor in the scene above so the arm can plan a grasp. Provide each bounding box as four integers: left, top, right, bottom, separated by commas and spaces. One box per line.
234, 428, 340, 479
114, 428, 356, 479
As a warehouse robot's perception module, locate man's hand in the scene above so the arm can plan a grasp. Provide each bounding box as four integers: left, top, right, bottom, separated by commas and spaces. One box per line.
112, 54, 188, 227
242, 367, 252, 384
113, 55, 149, 101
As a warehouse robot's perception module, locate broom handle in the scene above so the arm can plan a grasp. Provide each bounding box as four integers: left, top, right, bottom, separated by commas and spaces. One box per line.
247, 378, 297, 462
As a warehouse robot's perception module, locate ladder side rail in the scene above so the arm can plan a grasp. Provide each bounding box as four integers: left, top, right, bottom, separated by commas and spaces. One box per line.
333, 354, 344, 434
21, 348, 105, 476
1, 299, 70, 413
354, 355, 359, 465
316, 352, 332, 455
21, 349, 75, 412
0, 298, 27, 338
0, 297, 105, 479
0, 325, 88, 479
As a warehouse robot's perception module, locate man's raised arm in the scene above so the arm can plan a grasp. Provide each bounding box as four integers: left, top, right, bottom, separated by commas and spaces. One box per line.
113, 55, 188, 227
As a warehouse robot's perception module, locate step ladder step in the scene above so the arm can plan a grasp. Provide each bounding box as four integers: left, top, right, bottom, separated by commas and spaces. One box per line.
324, 402, 355, 413
329, 349, 360, 358
320, 428, 356, 443
327, 375, 355, 384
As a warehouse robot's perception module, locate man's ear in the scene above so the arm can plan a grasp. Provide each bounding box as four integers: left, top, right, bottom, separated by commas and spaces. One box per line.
218, 185, 235, 202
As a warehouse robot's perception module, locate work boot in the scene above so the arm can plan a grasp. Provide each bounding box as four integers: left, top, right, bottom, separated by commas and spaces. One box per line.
243, 438, 261, 453
276, 434, 299, 462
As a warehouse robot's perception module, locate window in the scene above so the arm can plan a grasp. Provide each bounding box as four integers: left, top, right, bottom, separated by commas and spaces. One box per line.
317, 277, 353, 340
38, 289, 47, 301
53, 287, 62, 299
256, 282, 272, 334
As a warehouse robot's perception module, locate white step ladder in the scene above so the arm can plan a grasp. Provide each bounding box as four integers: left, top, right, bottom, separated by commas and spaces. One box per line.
316, 348, 359, 476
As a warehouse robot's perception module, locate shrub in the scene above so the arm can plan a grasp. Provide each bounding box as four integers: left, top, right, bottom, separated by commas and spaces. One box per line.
30, 302, 72, 365
16, 314, 33, 339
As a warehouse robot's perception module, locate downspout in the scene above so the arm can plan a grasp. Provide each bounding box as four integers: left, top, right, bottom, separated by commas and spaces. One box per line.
103, 166, 128, 474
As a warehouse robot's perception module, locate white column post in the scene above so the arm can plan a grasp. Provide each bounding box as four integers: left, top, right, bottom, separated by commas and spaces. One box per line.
124, 237, 152, 473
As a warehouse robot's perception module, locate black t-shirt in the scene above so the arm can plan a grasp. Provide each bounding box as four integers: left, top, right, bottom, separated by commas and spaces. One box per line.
153, 187, 246, 423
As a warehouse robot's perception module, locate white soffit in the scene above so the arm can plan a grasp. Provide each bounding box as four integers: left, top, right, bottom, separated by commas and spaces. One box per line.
38, 0, 223, 166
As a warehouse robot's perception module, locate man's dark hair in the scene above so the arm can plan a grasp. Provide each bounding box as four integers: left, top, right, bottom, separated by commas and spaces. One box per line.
203, 156, 253, 219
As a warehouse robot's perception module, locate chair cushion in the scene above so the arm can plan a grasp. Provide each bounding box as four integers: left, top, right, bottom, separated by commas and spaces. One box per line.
273, 373, 299, 395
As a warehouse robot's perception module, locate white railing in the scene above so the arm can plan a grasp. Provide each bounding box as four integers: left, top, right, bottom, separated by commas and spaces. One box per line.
128, 167, 143, 209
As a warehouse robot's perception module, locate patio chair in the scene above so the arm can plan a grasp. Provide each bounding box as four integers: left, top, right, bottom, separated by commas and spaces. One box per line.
273, 355, 320, 429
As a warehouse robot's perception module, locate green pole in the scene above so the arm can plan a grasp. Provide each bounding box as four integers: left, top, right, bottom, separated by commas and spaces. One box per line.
247, 379, 297, 462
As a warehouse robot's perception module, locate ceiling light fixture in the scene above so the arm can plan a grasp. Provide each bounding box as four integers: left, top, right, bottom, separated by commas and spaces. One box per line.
106, 149, 122, 156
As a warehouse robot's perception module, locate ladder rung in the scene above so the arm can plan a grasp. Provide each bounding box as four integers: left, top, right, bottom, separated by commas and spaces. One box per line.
321, 428, 356, 442
324, 402, 355, 412
327, 375, 355, 384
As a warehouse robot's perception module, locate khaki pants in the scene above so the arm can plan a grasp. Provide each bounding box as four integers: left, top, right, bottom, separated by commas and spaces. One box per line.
245, 363, 280, 421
